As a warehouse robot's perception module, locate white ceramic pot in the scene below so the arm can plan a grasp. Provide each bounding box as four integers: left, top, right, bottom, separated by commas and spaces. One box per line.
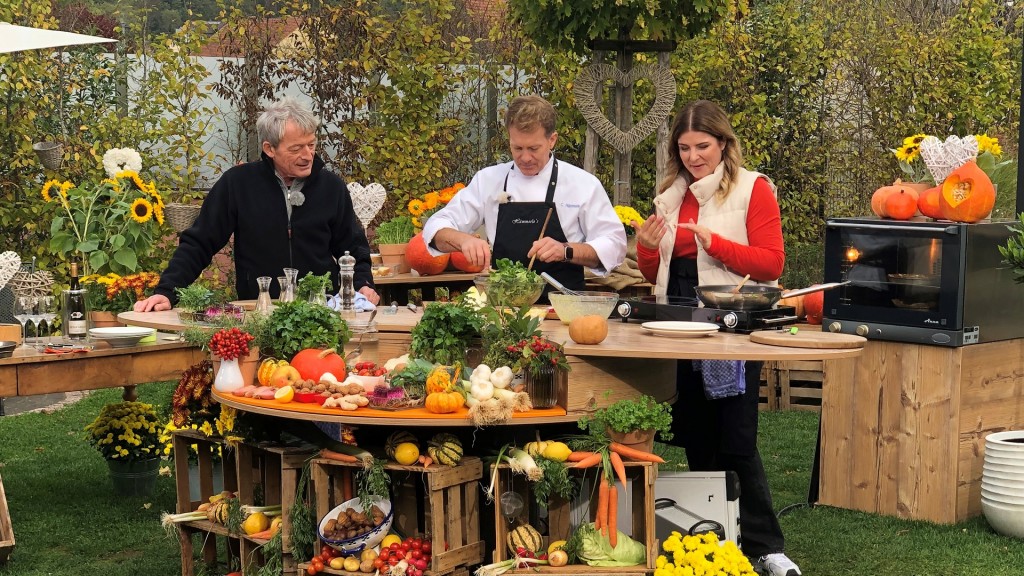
981, 488, 1024, 505
982, 499, 1024, 538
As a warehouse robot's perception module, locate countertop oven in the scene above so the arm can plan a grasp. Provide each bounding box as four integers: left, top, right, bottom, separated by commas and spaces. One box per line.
823, 218, 1024, 346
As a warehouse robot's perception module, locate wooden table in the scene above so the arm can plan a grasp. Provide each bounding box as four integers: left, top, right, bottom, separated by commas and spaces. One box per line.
0, 336, 205, 401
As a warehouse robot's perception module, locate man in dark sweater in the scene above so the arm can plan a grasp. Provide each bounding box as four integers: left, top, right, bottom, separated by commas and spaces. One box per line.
134, 97, 378, 311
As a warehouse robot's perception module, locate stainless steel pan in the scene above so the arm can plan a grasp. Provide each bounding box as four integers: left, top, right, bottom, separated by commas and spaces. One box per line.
694, 282, 849, 311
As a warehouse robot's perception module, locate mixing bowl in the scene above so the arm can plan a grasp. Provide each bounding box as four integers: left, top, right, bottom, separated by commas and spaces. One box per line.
548, 291, 619, 324
473, 275, 546, 308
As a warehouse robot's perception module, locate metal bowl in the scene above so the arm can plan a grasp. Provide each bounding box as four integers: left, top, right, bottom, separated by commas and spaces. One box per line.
694, 285, 783, 311
473, 275, 546, 308
548, 291, 619, 325
0, 340, 16, 359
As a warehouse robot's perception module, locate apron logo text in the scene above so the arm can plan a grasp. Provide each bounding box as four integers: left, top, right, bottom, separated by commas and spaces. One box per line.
513, 218, 539, 225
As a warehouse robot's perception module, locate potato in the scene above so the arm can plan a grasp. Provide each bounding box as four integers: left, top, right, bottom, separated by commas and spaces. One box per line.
360, 559, 376, 573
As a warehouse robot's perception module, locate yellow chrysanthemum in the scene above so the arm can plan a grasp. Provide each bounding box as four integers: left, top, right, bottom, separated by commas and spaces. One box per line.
408, 199, 426, 216
412, 216, 423, 229
130, 198, 154, 223
614, 205, 645, 227
975, 134, 1002, 157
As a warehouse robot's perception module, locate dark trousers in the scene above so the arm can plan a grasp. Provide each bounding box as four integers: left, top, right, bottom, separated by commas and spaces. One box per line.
670, 358, 785, 558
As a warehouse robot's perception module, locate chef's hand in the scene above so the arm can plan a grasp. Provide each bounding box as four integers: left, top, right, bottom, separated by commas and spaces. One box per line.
635, 214, 668, 250
358, 286, 380, 305
459, 236, 491, 271
679, 219, 713, 250
134, 294, 171, 312
528, 236, 568, 263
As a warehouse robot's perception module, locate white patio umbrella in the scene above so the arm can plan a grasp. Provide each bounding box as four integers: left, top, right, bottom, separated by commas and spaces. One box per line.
0, 21, 115, 54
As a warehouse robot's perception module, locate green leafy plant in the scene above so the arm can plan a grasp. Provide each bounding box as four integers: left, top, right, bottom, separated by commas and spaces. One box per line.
578, 395, 673, 441
481, 305, 542, 369
264, 301, 350, 360
410, 300, 484, 365
999, 212, 1024, 284
174, 283, 215, 313
296, 271, 333, 301
375, 215, 416, 245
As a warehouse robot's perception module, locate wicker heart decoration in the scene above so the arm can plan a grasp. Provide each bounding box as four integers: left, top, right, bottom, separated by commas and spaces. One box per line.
920, 135, 979, 184
0, 251, 20, 292
348, 182, 387, 231
573, 63, 677, 154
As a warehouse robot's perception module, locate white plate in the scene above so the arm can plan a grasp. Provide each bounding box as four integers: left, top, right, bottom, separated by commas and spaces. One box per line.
89, 327, 154, 337
641, 321, 720, 338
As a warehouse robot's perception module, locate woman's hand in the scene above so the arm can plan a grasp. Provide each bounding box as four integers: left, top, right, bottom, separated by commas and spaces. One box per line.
679, 219, 713, 250
634, 214, 668, 250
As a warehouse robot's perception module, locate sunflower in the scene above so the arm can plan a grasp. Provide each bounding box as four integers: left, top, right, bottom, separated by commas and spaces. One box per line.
902, 133, 927, 147
101, 178, 120, 191
130, 198, 154, 223
153, 204, 165, 226
41, 179, 60, 202
895, 143, 920, 163
407, 199, 426, 216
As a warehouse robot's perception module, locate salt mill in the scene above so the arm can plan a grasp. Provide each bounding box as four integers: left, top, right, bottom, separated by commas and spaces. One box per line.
338, 251, 356, 312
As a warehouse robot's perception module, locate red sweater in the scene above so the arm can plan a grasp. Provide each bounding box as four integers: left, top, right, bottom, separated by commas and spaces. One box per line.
637, 177, 784, 284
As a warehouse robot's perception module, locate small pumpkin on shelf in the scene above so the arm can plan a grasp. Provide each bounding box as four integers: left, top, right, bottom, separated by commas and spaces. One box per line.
425, 390, 465, 414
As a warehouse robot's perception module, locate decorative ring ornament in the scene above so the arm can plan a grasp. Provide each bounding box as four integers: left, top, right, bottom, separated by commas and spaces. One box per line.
573, 63, 677, 154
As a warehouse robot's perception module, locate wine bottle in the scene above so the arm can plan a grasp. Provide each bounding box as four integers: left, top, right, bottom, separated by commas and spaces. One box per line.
67, 262, 88, 340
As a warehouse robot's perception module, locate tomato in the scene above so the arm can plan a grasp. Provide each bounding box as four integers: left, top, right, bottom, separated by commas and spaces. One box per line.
374, 558, 385, 570
306, 566, 317, 575
390, 543, 401, 551
311, 558, 324, 572
421, 541, 432, 554
320, 548, 333, 561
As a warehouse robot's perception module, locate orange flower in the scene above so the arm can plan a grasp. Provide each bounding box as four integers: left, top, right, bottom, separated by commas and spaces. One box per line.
423, 192, 440, 210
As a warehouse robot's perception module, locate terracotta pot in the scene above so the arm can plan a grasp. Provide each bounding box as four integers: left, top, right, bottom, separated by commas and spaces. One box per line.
90, 311, 125, 328
378, 243, 411, 274
606, 427, 656, 453
211, 347, 260, 387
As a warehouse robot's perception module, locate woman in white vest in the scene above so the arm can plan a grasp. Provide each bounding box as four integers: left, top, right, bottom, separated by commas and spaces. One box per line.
635, 101, 798, 576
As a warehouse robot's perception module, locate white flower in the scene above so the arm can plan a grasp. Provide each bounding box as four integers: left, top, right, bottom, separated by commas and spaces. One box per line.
102, 148, 143, 178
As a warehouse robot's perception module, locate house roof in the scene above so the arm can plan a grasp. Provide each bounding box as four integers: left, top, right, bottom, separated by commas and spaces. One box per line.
199, 16, 303, 58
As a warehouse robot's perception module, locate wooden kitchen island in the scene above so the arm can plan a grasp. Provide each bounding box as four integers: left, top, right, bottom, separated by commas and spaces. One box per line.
817, 337, 1024, 524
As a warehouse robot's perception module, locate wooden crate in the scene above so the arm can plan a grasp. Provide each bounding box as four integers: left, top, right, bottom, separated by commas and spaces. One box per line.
307, 456, 485, 576
0, 471, 14, 564
762, 360, 823, 412
491, 461, 657, 575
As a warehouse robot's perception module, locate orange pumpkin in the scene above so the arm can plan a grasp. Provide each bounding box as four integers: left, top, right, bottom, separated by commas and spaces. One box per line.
917, 186, 943, 219
425, 390, 464, 414
289, 348, 347, 381
568, 315, 609, 345
450, 251, 485, 273
939, 160, 996, 223
884, 189, 917, 220
777, 290, 805, 319
803, 290, 824, 325
406, 232, 450, 276
871, 181, 920, 218
257, 358, 288, 386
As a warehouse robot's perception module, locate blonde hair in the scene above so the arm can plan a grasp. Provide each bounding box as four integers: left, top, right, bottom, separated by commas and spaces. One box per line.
658, 100, 743, 200
505, 95, 557, 137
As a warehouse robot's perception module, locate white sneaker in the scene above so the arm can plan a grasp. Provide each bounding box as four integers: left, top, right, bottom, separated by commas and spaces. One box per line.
756, 553, 802, 576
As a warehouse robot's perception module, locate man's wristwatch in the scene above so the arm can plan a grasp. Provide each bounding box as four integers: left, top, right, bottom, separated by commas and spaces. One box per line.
563, 244, 574, 263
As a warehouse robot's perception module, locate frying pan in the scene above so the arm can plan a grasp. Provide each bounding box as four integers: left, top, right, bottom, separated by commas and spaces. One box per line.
694, 282, 849, 311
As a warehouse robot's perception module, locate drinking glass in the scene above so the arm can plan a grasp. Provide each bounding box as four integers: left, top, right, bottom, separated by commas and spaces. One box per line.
13, 296, 35, 351
28, 297, 44, 349
38, 295, 57, 344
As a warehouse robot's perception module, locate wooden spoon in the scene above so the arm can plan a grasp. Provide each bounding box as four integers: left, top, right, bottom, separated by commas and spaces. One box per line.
731, 274, 751, 294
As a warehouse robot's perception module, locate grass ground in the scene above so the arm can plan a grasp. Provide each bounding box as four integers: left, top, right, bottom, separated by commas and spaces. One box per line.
1, 386, 1024, 575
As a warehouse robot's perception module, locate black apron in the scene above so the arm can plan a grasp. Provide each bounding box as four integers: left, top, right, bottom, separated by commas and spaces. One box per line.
492, 159, 585, 300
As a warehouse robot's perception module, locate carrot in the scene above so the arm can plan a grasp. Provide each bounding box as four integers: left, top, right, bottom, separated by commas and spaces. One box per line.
609, 442, 665, 464
248, 527, 277, 540
567, 451, 598, 462
573, 453, 603, 468
597, 478, 609, 537
607, 482, 618, 547
341, 468, 353, 502
321, 448, 359, 463
609, 451, 628, 487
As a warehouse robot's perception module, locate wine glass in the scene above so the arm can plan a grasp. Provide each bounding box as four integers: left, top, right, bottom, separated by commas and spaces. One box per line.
38, 295, 57, 345
13, 296, 35, 351
28, 297, 44, 349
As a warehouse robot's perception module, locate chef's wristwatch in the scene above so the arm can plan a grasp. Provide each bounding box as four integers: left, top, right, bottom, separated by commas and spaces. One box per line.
563, 244, 574, 263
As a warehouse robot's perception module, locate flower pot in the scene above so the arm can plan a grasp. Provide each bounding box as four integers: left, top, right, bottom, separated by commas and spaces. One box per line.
378, 243, 411, 274
212, 347, 260, 389
90, 311, 125, 328
107, 457, 160, 497
606, 427, 656, 453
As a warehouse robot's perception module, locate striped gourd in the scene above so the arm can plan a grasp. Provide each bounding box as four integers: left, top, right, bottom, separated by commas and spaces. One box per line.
506, 524, 543, 554
427, 433, 463, 466
385, 430, 418, 459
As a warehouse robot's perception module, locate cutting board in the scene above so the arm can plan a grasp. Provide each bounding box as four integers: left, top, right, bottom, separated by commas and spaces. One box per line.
749, 329, 866, 349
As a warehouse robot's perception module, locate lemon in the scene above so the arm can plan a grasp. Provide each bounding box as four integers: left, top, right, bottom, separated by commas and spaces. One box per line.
393, 442, 420, 465
542, 441, 572, 462
242, 511, 270, 535
380, 534, 402, 549
274, 385, 295, 403
548, 540, 567, 554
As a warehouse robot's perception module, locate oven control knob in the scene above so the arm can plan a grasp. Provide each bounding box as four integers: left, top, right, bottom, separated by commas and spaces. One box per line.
723, 312, 738, 328
617, 302, 632, 320
856, 325, 869, 337
828, 322, 842, 333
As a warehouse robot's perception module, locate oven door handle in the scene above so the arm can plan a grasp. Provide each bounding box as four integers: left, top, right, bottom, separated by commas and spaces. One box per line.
828, 222, 959, 234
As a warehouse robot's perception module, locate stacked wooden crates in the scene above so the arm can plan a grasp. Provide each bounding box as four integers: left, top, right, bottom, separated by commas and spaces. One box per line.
0, 471, 13, 564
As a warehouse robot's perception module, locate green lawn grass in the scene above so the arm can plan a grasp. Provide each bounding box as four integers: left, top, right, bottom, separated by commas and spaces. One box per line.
2, 389, 1024, 575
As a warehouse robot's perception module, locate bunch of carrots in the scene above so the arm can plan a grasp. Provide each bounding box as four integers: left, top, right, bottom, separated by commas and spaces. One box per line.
566, 442, 664, 547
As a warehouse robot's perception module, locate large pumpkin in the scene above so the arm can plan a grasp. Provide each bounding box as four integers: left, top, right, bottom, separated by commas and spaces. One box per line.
406, 232, 450, 276
450, 251, 485, 273
939, 160, 996, 223
290, 348, 347, 381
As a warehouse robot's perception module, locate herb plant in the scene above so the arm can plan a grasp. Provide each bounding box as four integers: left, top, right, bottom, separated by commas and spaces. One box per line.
357, 458, 392, 512
174, 283, 215, 312
533, 456, 579, 505
296, 271, 333, 300
375, 215, 416, 245
264, 301, 350, 360
481, 305, 542, 370
410, 299, 483, 365
578, 395, 674, 441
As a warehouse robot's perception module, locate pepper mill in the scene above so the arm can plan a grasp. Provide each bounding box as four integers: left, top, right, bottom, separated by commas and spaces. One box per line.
338, 251, 356, 312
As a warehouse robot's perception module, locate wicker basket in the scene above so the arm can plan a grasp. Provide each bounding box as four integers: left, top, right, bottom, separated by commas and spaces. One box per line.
32, 141, 63, 170
9, 270, 54, 299
165, 202, 202, 233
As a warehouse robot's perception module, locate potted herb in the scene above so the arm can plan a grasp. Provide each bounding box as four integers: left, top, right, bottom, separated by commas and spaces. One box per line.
175, 283, 215, 323
481, 305, 542, 370
578, 395, 673, 451
410, 298, 484, 365
264, 300, 350, 360
296, 271, 333, 304
376, 215, 416, 274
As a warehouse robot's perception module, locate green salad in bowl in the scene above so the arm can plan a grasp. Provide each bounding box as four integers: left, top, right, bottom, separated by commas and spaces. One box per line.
474, 259, 546, 308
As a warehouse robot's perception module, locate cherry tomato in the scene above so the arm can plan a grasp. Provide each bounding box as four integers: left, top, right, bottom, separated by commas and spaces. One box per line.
306, 566, 317, 575
390, 542, 401, 551
388, 557, 400, 566
311, 558, 324, 572
421, 541, 432, 554
374, 558, 385, 570
379, 550, 390, 560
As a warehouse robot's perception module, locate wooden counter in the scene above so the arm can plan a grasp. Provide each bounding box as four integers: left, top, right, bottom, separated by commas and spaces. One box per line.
818, 337, 1024, 523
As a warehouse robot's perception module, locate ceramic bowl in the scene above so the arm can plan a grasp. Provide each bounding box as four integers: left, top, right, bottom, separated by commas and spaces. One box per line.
0, 340, 16, 358
88, 327, 155, 348
982, 499, 1024, 538
319, 497, 393, 554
